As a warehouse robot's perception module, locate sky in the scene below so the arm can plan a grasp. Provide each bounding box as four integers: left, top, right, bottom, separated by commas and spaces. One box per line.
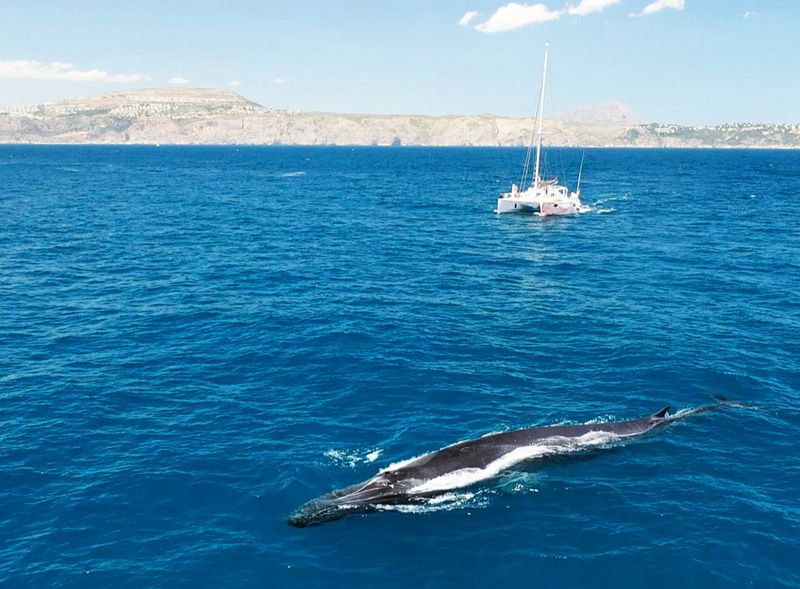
0, 1, 797, 125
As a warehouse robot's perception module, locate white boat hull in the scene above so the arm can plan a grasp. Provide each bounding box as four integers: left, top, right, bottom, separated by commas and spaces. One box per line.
496, 195, 540, 214
496, 183, 583, 216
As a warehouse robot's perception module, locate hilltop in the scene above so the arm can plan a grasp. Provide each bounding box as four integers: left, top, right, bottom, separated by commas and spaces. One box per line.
1, 87, 799, 148
554, 100, 642, 126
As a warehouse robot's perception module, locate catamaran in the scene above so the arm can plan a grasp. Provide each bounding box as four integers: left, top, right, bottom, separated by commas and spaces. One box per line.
495, 44, 587, 217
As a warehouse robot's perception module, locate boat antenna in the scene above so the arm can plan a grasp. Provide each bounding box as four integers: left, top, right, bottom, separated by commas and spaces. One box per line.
576, 151, 585, 194
532, 43, 549, 189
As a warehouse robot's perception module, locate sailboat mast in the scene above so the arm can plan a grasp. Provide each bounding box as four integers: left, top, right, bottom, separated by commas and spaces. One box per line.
532, 43, 549, 188
576, 151, 585, 194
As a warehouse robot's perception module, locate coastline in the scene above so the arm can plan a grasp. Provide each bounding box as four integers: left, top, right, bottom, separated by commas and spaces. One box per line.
3, 142, 800, 149
3, 88, 799, 150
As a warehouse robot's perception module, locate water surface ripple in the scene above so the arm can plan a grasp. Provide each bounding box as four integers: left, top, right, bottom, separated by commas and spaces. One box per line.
0, 146, 798, 587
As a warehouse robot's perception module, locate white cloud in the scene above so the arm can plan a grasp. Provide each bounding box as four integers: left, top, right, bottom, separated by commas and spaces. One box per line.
474, 2, 561, 33
0, 60, 148, 82
629, 0, 685, 17
567, 0, 621, 16
743, 10, 757, 18
459, 10, 480, 27
270, 77, 286, 85
229, 80, 241, 86
168, 76, 189, 85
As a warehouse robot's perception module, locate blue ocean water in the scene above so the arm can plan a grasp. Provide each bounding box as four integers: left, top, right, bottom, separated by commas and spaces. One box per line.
1, 145, 798, 588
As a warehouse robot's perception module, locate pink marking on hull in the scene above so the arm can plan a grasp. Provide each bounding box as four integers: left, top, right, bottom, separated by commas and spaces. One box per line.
540, 201, 578, 216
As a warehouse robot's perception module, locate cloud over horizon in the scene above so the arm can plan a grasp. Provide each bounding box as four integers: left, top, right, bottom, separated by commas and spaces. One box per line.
168, 76, 188, 85
458, 10, 479, 27
0, 60, 148, 82
629, 0, 685, 17
474, 2, 561, 33
567, 0, 621, 17
469, 0, 624, 33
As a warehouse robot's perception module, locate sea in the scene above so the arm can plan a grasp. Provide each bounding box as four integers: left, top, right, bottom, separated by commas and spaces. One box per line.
1, 145, 798, 588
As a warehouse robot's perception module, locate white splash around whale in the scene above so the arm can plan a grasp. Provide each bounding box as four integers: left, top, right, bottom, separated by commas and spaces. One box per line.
375, 491, 489, 514
325, 447, 383, 468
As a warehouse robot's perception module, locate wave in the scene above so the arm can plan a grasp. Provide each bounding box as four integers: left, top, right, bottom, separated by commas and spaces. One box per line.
324, 447, 383, 468
375, 491, 490, 514
497, 470, 544, 495
592, 194, 632, 205
277, 171, 306, 178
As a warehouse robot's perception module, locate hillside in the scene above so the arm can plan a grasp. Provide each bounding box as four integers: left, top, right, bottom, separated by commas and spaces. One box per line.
1, 87, 799, 148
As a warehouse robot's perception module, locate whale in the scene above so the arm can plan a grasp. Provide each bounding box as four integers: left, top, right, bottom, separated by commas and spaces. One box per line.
288, 404, 716, 527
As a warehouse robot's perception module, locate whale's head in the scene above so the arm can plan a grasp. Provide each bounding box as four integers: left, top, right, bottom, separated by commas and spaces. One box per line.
288, 497, 347, 527
288, 474, 402, 527
288, 494, 376, 527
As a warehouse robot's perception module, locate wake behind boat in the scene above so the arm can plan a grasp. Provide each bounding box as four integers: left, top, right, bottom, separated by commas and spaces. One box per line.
495, 44, 588, 217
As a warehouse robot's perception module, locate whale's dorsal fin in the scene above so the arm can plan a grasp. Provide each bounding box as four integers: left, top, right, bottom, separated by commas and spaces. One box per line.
651, 406, 670, 419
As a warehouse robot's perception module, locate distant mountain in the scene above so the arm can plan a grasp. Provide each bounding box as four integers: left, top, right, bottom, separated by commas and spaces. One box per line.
554, 100, 642, 125
0, 88, 265, 144
51, 87, 261, 110
1, 87, 799, 148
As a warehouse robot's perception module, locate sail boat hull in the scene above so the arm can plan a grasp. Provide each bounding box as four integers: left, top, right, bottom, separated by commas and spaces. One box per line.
540, 200, 578, 216
495, 183, 547, 214
496, 182, 581, 215
496, 194, 540, 214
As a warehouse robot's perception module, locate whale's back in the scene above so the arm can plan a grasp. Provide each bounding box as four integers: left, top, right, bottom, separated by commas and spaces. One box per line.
390, 409, 670, 482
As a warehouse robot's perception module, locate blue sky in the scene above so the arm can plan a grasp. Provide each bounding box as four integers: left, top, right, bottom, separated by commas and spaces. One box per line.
0, 1, 797, 124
